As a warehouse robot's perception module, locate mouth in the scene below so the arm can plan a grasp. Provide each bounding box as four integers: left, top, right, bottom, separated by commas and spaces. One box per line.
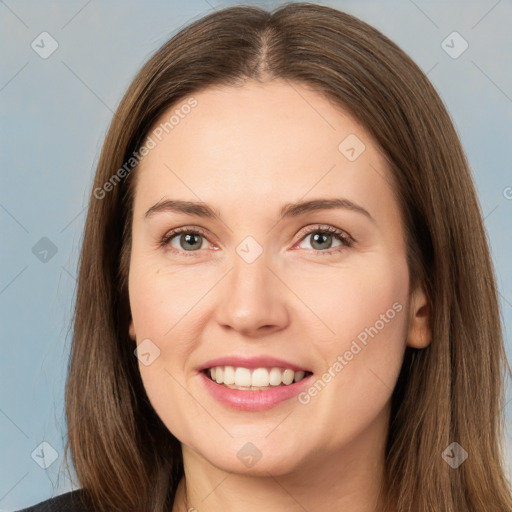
203, 366, 313, 391
198, 356, 314, 410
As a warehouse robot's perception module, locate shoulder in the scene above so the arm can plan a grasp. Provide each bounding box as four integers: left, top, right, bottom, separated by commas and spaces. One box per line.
16, 490, 92, 512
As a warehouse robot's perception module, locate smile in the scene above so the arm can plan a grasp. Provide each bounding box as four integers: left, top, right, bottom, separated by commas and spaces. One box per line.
205, 366, 311, 390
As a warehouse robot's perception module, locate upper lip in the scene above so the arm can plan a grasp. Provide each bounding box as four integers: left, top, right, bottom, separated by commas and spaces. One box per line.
199, 356, 311, 372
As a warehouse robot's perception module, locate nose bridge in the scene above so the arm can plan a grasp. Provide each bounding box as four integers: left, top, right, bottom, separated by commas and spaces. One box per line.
231, 247, 269, 298
214, 241, 289, 334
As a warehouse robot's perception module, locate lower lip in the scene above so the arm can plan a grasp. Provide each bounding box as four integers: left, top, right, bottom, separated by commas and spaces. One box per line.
199, 371, 312, 411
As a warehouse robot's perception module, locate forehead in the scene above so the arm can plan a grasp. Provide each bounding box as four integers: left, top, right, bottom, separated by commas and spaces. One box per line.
142, 79, 376, 164
134, 80, 397, 218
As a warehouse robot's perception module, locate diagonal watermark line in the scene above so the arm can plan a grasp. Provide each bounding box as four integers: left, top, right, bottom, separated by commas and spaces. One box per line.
0, 265, 28, 296
60, 266, 77, 281
266, 163, 336, 236
265, 266, 336, 335
164, 268, 233, 336
285, 79, 336, 131
61, 0, 92, 29
267, 473, 310, 511
0, 472, 30, 503
163, 367, 234, 437
60, 206, 87, 233
201, 0, 216, 10
483, 204, 499, 221
0, 202, 29, 233
0, 0, 29, 28
0, 62, 29, 93
164, 163, 233, 233
170, 2, 216, 38
408, 0, 439, 28
368, 162, 394, 192
425, 61, 439, 76
367, 367, 393, 391
200, 472, 232, 503
265, 410, 294, 438
471, 0, 502, 30
61, 265, 101, 308
0, 407, 29, 439
499, 291, 512, 310
297, 163, 337, 204
502, 395, 512, 418
61, 61, 115, 114
472, 61, 512, 105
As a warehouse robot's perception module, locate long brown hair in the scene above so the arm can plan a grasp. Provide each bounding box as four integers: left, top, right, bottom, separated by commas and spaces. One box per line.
65, 3, 512, 511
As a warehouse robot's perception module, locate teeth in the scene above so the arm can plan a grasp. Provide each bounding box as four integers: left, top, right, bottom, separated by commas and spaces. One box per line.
282, 369, 294, 385
223, 366, 235, 385
207, 366, 308, 388
294, 370, 305, 382
251, 368, 269, 387
235, 367, 251, 387
269, 367, 282, 386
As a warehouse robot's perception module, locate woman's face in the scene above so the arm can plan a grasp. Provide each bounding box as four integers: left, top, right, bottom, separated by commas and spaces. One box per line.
128, 80, 428, 476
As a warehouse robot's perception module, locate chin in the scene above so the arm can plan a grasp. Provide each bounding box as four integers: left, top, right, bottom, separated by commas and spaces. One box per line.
214, 451, 303, 477
189, 436, 309, 477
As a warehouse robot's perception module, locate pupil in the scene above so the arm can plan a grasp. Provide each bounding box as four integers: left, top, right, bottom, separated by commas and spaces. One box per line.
311, 232, 331, 250
181, 233, 201, 250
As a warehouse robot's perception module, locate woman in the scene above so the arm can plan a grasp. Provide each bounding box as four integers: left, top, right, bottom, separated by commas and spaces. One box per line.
20, 2, 512, 511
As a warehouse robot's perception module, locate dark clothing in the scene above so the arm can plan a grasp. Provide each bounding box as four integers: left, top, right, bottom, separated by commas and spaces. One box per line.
17, 490, 92, 512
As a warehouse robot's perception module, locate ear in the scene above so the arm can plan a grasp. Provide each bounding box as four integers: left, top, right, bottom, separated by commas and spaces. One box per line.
406, 283, 431, 349
128, 319, 137, 342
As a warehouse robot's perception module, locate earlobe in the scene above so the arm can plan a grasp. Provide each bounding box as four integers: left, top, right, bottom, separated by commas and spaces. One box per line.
406, 284, 431, 349
128, 319, 136, 342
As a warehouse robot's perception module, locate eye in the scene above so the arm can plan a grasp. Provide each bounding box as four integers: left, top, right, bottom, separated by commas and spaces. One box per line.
160, 224, 353, 256
161, 227, 212, 254
294, 225, 353, 254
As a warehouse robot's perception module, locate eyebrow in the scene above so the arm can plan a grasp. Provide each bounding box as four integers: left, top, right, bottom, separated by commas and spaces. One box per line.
144, 198, 374, 223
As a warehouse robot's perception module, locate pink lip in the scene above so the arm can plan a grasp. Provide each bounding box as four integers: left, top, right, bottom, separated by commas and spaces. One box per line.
199, 371, 313, 411
199, 356, 310, 372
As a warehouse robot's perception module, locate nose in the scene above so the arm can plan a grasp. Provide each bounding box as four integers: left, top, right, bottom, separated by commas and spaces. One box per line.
214, 249, 290, 337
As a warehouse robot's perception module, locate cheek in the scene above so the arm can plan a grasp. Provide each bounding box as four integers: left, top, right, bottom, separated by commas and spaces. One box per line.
128, 261, 217, 428
297, 249, 409, 349
300, 254, 409, 440
128, 260, 212, 341
128, 265, 201, 439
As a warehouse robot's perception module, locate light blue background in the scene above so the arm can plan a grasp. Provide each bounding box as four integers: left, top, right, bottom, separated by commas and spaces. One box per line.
1, 0, 511, 509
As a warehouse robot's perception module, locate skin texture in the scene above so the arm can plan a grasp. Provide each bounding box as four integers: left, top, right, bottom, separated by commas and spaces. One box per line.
128, 80, 430, 512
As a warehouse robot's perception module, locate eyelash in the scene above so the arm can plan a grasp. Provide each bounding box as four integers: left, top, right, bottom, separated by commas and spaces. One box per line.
160, 225, 354, 257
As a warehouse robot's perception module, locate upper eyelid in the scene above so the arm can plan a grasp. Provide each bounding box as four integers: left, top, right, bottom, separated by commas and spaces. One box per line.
296, 224, 350, 239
